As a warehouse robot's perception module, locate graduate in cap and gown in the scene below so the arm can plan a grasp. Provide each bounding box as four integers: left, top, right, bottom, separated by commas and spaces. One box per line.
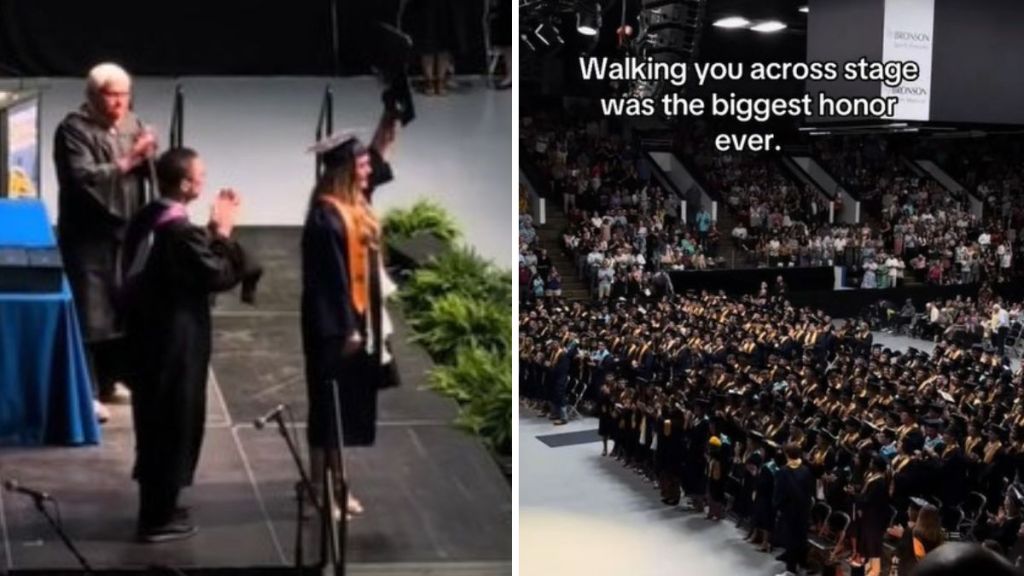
301, 111, 399, 519
851, 454, 890, 576
773, 442, 815, 575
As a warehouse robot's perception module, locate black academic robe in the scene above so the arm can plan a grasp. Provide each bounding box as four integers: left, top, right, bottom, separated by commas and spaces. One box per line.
124, 206, 246, 488
855, 475, 890, 557
684, 417, 710, 495
55, 106, 153, 342
937, 448, 969, 507
301, 201, 382, 447
990, 515, 1023, 552
752, 463, 776, 530
656, 412, 685, 477
773, 462, 815, 550
548, 347, 576, 404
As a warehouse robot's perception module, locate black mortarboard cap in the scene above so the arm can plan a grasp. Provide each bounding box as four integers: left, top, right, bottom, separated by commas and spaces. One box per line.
312, 133, 369, 172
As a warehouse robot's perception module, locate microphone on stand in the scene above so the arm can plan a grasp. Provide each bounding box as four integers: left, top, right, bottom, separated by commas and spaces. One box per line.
3, 479, 52, 502
6, 479, 94, 573
253, 404, 286, 430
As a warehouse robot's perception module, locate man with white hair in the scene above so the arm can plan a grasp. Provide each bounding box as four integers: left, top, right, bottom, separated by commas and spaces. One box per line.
54, 62, 158, 423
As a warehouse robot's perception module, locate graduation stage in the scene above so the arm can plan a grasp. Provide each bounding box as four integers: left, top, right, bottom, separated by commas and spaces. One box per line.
0, 74, 513, 575
0, 229, 511, 575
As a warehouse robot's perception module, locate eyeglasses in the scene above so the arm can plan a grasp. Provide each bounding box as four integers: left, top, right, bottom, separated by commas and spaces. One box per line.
99, 89, 130, 98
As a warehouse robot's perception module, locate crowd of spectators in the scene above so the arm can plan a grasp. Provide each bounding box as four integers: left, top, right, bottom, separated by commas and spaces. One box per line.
522, 113, 1024, 297
813, 136, 1021, 287
523, 114, 725, 299
519, 193, 564, 301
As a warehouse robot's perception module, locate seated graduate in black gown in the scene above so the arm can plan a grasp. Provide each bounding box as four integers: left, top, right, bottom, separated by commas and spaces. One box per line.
121, 147, 255, 543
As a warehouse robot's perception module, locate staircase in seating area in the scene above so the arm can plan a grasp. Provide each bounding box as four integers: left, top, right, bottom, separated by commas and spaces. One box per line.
711, 204, 746, 269
535, 200, 591, 301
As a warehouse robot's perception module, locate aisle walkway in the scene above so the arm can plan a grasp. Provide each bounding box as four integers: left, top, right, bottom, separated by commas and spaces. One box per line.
520, 413, 781, 576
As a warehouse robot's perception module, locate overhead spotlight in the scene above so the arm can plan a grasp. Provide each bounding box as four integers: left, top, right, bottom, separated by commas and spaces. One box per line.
751, 20, 787, 32
521, 33, 536, 51
536, 23, 564, 46
712, 16, 750, 29
535, 24, 550, 46
799, 5, 809, 13
577, 3, 601, 36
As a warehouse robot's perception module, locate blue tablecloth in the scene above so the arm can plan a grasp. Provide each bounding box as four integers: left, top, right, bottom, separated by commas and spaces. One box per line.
0, 198, 55, 246
0, 200, 99, 446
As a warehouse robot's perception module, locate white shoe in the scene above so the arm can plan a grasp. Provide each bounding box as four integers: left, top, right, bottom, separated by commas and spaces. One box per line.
346, 493, 364, 516
109, 382, 132, 404
93, 400, 110, 424
99, 382, 131, 404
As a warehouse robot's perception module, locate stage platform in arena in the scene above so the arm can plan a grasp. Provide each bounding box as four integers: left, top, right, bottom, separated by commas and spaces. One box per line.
0, 228, 512, 575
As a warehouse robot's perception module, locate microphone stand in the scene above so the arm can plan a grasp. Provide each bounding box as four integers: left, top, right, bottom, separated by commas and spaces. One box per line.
319, 378, 348, 576
269, 410, 321, 511
254, 407, 320, 569
24, 494, 93, 574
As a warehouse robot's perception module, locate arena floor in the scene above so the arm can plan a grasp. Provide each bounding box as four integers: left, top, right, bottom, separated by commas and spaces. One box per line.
519, 330, 1014, 576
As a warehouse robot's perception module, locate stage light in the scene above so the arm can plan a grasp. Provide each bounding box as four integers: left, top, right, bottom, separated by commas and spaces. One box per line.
712, 16, 750, 29
536, 23, 564, 46
521, 34, 536, 51
799, 5, 809, 13
751, 20, 787, 33
535, 24, 550, 46
577, 4, 601, 36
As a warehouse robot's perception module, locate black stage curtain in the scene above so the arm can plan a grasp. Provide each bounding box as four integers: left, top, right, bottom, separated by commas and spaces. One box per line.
0, 0, 487, 77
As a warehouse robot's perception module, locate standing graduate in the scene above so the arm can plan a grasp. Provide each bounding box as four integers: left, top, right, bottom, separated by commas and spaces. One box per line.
773, 442, 815, 576
301, 112, 397, 520
852, 454, 891, 576
122, 147, 252, 542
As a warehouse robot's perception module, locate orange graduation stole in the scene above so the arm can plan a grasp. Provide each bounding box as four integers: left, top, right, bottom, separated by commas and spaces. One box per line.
320, 195, 380, 316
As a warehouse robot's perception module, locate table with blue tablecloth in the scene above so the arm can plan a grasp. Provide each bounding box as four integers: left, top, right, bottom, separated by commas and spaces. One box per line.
0, 199, 99, 445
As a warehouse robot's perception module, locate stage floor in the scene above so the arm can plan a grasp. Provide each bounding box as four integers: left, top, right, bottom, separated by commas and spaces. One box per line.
0, 229, 511, 574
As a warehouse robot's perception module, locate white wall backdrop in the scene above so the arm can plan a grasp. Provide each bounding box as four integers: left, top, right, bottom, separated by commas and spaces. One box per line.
0, 76, 514, 268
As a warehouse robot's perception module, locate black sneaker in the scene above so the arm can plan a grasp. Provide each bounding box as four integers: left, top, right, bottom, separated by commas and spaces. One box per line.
137, 522, 198, 544
172, 506, 190, 522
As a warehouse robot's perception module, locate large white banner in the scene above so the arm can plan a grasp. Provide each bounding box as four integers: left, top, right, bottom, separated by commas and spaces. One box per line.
881, 0, 935, 121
